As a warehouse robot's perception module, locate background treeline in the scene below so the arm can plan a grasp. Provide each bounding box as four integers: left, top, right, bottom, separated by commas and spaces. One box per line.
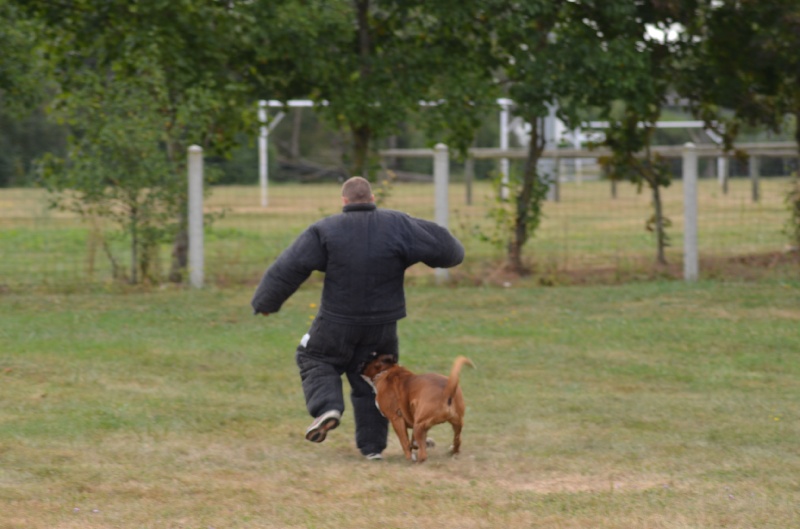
2, 0, 798, 188
0, 108, 67, 187
2, 0, 798, 277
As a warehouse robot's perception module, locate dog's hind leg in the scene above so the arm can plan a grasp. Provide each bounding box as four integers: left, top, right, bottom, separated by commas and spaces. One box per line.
450, 419, 463, 456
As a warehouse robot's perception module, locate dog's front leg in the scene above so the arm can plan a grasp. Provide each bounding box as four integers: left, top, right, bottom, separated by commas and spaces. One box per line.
388, 416, 414, 461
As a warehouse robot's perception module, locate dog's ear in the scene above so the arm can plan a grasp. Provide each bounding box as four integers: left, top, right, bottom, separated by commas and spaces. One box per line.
361, 352, 389, 376
378, 354, 396, 367
361, 352, 397, 377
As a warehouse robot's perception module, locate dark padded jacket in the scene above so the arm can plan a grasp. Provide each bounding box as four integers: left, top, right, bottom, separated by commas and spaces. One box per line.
251, 202, 465, 325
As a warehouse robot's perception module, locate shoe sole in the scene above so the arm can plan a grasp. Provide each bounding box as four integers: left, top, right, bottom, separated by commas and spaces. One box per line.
305, 416, 340, 443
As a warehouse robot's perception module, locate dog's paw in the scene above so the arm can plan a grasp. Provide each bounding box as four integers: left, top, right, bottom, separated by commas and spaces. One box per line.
411, 437, 436, 450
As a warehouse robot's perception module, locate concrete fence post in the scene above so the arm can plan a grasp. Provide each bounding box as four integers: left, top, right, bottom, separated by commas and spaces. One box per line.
433, 143, 450, 283
465, 155, 474, 206
682, 143, 698, 282
258, 100, 269, 208
188, 145, 204, 288
717, 155, 729, 195
498, 100, 511, 201
749, 154, 760, 203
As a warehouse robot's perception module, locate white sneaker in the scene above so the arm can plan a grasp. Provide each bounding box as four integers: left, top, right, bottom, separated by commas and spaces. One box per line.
365, 453, 383, 461
305, 410, 341, 443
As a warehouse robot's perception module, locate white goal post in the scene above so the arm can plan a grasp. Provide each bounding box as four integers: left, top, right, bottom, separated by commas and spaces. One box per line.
256, 99, 746, 209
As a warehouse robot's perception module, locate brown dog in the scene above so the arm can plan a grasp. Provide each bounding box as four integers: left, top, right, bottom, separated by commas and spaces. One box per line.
362, 354, 474, 463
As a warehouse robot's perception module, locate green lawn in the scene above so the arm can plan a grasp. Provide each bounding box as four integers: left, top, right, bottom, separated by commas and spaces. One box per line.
1, 280, 799, 527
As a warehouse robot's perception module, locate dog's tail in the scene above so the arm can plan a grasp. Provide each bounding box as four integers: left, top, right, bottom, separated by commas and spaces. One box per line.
444, 355, 475, 404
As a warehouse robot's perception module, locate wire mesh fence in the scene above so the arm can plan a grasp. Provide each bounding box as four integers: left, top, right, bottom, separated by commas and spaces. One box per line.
1, 165, 796, 290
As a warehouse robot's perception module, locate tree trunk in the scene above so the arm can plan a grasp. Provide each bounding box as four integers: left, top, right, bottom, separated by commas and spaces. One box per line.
351, 125, 371, 179
169, 220, 188, 283
651, 180, 667, 265
290, 108, 302, 160
387, 135, 398, 170
790, 110, 800, 248
356, 0, 370, 66
350, 0, 372, 180
507, 119, 544, 274
130, 206, 139, 284
164, 136, 187, 283
795, 110, 800, 178
643, 141, 668, 267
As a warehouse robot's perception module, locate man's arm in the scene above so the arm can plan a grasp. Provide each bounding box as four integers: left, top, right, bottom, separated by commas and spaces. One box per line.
406, 217, 465, 269
251, 227, 326, 315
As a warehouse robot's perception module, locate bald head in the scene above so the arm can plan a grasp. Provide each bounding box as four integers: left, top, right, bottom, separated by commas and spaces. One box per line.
341, 176, 374, 204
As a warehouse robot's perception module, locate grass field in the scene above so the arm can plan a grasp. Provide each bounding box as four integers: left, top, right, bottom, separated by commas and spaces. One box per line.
2, 280, 799, 528
1, 176, 797, 288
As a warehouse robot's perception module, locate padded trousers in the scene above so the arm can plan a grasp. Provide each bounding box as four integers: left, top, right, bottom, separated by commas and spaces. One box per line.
295, 316, 399, 456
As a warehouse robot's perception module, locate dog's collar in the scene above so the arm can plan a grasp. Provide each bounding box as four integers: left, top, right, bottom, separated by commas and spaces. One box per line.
372, 370, 390, 383
361, 374, 377, 392
362, 369, 388, 391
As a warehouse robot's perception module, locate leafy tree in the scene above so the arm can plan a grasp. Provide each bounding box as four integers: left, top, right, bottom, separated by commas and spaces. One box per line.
684, 0, 800, 150
412, 3, 500, 157
491, 1, 572, 274
19, 0, 263, 282
486, 0, 659, 272
682, 0, 800, 249
585, 1, 699, 266
0, 0, 47, 113
41, 62, 181, 284
0, 107, 67, 187
0, 0, 61, 187
250, 0, 497, 180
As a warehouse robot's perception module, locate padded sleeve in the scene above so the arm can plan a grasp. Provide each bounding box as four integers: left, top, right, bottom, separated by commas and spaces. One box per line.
405, 217, 465, 269
250, 226, 327, 314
